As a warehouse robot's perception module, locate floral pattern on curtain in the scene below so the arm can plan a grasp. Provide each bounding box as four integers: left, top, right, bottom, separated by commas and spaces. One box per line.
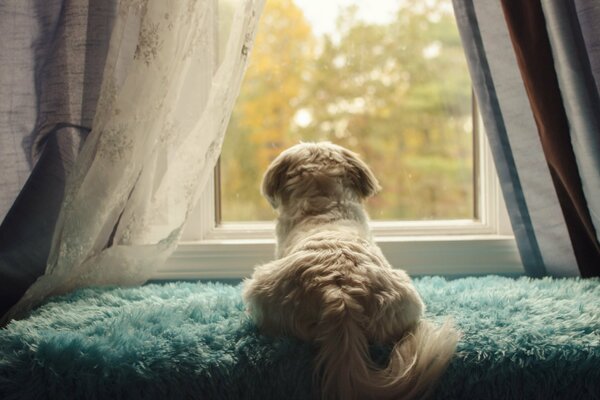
1, 0, 265, 324
0, 0, 117, 318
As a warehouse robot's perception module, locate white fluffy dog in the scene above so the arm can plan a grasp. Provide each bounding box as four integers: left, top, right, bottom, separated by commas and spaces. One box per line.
243, 142, 459, 400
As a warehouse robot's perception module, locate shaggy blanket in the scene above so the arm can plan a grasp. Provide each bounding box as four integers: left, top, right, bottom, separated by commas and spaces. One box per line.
0, 276, 598, 400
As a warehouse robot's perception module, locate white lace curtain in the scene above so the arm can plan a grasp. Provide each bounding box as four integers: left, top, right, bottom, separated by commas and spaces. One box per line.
1, 0, 265, 324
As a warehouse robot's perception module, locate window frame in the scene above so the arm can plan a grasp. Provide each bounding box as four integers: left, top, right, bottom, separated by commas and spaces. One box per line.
155, 111, 523, 280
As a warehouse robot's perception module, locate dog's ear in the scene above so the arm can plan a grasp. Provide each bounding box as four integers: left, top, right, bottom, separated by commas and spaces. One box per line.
340, 148, 381, 198
261, 153, 291, 209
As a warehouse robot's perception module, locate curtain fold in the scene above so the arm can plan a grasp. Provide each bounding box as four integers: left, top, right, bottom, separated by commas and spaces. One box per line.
1, 0, 265, 324
0, 0, 117, 317
541, 0, 600, 246
500, 0, 599, 277
453, 0, 600, 277
0, 127, 86, 317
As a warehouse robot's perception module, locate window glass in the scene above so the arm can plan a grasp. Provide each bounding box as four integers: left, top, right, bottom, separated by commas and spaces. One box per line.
220, 0, 473, 221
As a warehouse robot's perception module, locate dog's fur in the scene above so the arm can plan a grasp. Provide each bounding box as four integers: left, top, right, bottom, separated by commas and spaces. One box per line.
243, 142, 459, 400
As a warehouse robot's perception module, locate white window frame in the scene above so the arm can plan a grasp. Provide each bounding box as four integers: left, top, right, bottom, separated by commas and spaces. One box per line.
155, 112, 523, 280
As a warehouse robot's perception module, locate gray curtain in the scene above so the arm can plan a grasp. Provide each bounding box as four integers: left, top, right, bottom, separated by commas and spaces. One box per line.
0, 0, 116, 315
452, 0, 600, 277
543, 0, 600, 245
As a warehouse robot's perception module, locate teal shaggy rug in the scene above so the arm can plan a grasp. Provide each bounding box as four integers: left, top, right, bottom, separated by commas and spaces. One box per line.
1, 276, 599, 399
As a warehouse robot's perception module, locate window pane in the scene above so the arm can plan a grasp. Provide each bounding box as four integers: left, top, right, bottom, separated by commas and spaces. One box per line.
220, 0, 473, 221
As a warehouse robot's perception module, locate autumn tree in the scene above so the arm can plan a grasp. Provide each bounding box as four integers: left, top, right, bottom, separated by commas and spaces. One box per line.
220, 0, 315, 220
221, 0, 473, 221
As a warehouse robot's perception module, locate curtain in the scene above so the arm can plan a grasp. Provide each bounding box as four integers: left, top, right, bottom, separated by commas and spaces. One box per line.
1, 0, 265, 324
452, 0, 600, 277
0, 0, 117, 317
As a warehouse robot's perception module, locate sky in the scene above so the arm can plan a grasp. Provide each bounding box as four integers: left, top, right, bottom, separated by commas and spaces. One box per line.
293, 0, 398, 36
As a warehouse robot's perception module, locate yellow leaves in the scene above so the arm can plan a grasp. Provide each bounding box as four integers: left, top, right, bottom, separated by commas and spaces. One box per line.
221, 0, 475, 221
220, 0, 316, 220
232, 0, 316, 159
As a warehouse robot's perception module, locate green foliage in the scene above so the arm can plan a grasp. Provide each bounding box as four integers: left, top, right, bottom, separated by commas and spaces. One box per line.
221, 0, 474, 221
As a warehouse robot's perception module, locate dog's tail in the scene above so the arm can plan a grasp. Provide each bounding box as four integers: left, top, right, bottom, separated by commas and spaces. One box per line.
314, 291, 459, 400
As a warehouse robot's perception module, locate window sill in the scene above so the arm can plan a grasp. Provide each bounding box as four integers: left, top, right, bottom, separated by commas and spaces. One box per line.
156, 234, 523, 280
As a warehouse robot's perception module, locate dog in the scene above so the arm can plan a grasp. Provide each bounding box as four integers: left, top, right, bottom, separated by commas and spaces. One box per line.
242, 142, 459, 400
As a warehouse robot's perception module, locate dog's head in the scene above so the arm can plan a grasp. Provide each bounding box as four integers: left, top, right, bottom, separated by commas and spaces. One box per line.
261, 142, 381, 209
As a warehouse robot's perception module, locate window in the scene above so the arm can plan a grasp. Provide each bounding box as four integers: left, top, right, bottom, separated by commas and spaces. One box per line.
221, 0, 475, 223
157, 0, 522, 279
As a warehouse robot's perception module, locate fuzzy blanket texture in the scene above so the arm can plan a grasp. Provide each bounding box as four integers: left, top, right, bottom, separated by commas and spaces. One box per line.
0, 276, 598, 400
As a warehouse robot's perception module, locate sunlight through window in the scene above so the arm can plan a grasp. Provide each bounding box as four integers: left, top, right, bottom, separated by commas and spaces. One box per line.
220, 0, 474, 222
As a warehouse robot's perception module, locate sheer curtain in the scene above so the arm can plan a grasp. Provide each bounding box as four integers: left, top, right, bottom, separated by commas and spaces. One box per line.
1, 0, 265, 324
0, 0, 117, 318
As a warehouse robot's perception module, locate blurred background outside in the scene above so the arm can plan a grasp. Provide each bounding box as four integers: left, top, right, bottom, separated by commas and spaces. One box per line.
220, 0, 474, 221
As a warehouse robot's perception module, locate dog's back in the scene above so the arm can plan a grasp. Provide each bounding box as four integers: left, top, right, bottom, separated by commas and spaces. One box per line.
243, 142, 459, 399
244, 224, 458, 400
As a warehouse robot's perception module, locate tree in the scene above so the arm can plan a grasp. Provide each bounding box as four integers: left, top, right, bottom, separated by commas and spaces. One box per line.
221, 0, 474, 221
220, 0, 315, 220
